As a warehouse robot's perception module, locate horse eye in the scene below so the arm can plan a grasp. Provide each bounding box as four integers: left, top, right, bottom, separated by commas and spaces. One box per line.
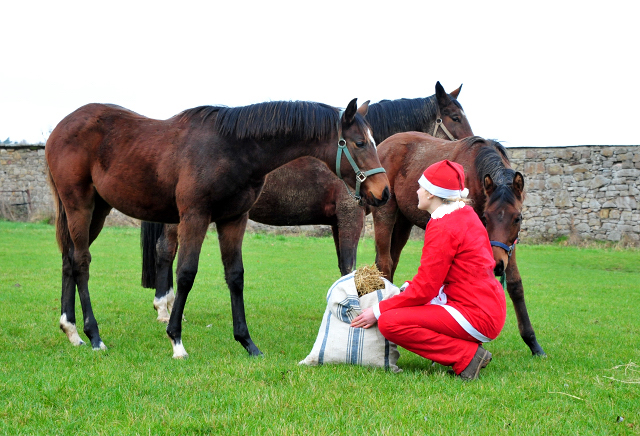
355, 141, 365, 148
451, 116, 461, 122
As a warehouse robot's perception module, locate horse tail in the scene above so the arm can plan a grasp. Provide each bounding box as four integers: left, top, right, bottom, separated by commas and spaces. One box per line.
46, 164, 72, 254
140, 221, 164, 288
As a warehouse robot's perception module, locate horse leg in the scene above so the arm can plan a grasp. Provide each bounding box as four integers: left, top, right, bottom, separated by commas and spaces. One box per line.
61, 196, 110, 350
217, 213, 262, 356
388, 213, 414, 282
505, 249, 546, 357
154, 224, 178, 322
373, 197, 398, 280
165, 214, 210, 358
333, 206, 365, 276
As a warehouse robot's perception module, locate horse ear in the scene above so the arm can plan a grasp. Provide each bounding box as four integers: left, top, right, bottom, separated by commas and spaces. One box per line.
449, 84, 463, 99
484, 174, 496, 197
513, 172, 525, 199
357, 100, 370, 118
344, 98, 358, 123
435, 81, 451, 108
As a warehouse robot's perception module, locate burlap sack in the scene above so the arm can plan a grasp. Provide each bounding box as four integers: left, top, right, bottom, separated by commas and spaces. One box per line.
299, 272, 402, 372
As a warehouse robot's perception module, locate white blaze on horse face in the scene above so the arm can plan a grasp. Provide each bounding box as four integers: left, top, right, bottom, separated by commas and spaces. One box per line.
60, 313, 84, 346
367, 128, 376, 148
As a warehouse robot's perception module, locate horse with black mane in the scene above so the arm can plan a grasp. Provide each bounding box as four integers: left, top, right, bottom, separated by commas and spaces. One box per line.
372, 132, 546, 356
46, 98, 389, 358
141, 82, 473, 321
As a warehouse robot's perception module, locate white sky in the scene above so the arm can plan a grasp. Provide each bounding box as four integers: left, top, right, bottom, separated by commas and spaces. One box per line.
1, 1, 638, 147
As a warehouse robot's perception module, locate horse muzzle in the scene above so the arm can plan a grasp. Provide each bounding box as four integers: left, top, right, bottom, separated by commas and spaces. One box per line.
365, 185, 390, 207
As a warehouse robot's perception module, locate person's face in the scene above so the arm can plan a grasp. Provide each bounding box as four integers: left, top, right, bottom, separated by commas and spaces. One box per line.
417, 186, 433, 211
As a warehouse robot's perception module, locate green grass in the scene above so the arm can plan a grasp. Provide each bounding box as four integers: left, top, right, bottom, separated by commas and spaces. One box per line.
0, 221, 639, 435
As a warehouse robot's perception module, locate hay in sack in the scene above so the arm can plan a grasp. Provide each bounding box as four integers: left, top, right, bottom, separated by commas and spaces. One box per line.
299, 264, 402, 372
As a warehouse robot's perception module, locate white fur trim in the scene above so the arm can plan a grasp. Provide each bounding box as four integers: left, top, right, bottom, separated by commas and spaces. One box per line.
418, 175, 468, 199
430, 201, 466, 219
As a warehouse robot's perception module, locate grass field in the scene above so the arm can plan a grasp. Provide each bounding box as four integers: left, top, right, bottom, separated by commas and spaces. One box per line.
0, 221, 639, 435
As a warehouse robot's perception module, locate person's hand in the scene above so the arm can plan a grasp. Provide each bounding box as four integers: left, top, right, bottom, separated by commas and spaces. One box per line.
350, 307, 377, 329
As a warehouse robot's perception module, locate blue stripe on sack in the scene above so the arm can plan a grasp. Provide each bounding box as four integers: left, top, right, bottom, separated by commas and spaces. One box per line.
376, 289, 383, 301
347, 327, 364, 365
384, 339, 390, 370
326, 273, 355, 303
318, 311, 332, 365
336, 297, 360, 322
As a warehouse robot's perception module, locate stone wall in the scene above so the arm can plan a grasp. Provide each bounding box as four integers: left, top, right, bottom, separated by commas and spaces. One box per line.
509, 145, 639, 244
2, 144, 639, 244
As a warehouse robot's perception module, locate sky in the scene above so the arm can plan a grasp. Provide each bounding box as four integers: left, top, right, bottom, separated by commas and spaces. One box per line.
1, 1, 638, 148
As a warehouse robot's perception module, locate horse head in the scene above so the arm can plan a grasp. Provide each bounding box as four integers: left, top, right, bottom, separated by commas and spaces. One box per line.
434, 81, 474, 141
482, 171, 525, 276
337, 98, 390, 207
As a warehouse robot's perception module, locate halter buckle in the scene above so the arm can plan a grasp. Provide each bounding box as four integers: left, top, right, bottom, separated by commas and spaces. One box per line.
338, 138, 346, 147
356, 172, 367, 183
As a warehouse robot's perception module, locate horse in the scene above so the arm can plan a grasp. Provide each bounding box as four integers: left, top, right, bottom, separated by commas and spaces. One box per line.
141, 82, 474, 322
45, 98, 390, 358
372, 132, 546, 356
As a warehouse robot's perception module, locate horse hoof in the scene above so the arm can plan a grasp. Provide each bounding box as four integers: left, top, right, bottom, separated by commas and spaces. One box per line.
92, 342, 107, 351
171, 339, 188, 358
157, 317, 170, 323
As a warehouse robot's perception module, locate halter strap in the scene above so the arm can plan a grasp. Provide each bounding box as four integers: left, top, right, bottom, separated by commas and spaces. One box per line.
335, 110, 386, 203
433, 105, 456, 141
490, 235, 518, 258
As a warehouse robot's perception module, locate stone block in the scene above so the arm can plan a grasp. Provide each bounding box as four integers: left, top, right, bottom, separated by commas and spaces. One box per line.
615, 196, 638, 210
546, 176, 563, 189
547, 163, 564, 175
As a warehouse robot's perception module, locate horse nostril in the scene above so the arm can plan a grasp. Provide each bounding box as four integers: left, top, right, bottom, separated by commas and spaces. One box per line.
381, 186, 390, 203
494, 260, 504, 276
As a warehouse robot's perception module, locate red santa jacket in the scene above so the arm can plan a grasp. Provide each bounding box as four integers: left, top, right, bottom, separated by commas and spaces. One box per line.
378, 204, 506, 340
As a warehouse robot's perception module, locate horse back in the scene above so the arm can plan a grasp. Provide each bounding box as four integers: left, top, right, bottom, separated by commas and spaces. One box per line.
45, 104, 196, 222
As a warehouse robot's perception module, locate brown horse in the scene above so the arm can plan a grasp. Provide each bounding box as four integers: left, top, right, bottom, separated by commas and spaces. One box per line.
373, 133, 546, 356
141, 82, 473, 322
46, 99, 389, 358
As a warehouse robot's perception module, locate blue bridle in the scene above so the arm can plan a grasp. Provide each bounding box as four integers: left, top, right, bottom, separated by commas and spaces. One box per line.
335, 111, 386, 203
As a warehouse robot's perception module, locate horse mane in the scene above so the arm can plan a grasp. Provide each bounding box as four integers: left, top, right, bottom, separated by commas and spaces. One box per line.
467, 137, 519, 206
366, 96, 440, 144
180, 101, 346, 142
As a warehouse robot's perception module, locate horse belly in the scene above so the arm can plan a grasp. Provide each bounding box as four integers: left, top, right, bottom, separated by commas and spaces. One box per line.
93, 173, 180, 223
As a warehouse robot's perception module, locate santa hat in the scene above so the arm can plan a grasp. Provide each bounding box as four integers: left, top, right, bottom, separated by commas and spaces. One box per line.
418, 160, 469, 199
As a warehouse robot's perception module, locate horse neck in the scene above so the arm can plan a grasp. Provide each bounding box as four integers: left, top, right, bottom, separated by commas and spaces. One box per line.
252, 136, 338, 178
369, 96, 438, 143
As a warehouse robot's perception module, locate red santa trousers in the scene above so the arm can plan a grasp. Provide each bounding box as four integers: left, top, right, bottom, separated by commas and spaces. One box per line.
378, 303, 481, 374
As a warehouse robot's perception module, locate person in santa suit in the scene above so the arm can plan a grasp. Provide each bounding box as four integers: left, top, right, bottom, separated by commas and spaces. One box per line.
351, 159, 506, 380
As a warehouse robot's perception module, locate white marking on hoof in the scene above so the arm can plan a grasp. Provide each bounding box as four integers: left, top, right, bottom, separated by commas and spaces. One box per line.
60, 313, 85, 346
166, 288, 175, 313
170, 338, 188, 359
93, 342, 107, 351
154, 288, 176, 323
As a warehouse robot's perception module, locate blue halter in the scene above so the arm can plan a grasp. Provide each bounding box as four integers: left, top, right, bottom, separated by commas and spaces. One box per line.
335, 110, 386, 203
490, 240, 517, 258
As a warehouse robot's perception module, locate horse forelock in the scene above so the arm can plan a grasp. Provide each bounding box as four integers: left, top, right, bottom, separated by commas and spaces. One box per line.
366, 96, 438, 143
213, 101, 339, 142
472, 139, 519, 207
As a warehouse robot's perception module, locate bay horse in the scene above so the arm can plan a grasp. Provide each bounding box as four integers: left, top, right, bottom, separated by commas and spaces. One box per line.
372, 132, 546, 356
46, 98, 390, 358
141, 82, 473, 322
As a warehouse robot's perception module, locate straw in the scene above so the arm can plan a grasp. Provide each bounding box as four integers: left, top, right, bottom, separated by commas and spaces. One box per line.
354, 264, 385, 297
